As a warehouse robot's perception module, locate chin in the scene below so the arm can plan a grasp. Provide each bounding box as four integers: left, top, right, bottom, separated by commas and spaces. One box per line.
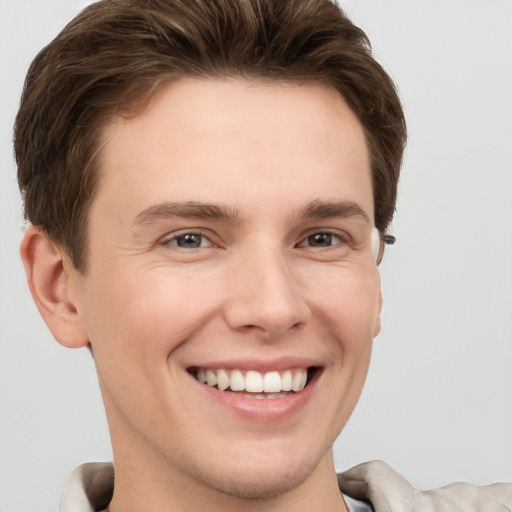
197, 463, 316, 500
188, 440, 329, 501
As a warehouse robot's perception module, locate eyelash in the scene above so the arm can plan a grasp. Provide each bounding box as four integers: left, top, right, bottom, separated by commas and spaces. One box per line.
295, 231, 349, 249
160, 232, 214, 249
160, 230, 349, 251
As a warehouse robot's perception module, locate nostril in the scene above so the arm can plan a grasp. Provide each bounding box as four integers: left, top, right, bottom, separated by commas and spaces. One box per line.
222, 264, 311, 338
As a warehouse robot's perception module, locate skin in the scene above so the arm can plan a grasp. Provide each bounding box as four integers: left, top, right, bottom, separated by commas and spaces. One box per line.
21, 78, 382, 512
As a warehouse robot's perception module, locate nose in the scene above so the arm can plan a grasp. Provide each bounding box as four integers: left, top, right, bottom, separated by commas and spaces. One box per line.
223, 247, 311, 339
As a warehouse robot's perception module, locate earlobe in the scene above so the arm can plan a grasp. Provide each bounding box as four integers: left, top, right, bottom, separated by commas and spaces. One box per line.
20, 226, 89, 348
373, 289, 383, 338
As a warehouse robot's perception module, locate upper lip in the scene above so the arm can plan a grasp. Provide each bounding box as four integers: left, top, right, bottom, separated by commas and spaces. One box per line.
185, 356, 323, 372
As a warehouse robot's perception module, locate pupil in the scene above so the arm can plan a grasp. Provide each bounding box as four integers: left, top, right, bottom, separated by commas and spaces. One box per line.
177, 234, 201, 248
309, 233, 331, 246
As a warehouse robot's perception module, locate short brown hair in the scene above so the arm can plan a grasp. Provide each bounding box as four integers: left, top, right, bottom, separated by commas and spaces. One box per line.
15, 0, 406, 272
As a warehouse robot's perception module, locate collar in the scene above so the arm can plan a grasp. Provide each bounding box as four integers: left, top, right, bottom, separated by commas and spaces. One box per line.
59, 461, 372, 512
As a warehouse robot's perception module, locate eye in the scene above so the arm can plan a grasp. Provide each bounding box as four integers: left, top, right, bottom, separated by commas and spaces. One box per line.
296, 231, 346, 249
163, 232, 212, 249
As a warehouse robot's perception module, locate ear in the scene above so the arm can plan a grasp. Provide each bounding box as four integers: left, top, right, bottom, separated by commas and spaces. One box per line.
373, 288, 383, 338
20, 226, 89, 348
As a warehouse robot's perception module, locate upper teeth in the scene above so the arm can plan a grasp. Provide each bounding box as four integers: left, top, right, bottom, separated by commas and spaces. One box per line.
195, 368, 308, 393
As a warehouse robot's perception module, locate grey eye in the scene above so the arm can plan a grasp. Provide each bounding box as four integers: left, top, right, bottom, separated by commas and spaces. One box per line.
172, 233, 208, 249
306, 233, 334, 247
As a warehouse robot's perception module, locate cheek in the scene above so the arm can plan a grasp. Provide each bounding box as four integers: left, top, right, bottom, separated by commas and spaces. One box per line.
81, 267, 221, 362
307, 267, 381, 341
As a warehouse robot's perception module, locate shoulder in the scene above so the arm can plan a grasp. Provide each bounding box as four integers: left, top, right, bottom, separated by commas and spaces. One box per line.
338, 460, 512, 512
60, 462, 114, 512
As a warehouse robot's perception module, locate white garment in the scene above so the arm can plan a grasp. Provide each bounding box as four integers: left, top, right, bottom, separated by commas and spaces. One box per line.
60, 460, 512, 512
338, 460, 512, 512
59, 461, 372, 511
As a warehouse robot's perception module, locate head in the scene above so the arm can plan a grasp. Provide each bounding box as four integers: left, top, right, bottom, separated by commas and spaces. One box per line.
16, 0, 406, 508
15, 0, 405, 273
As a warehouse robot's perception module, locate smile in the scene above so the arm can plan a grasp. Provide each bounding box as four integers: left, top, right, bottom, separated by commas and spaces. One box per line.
189, 367, 316, 399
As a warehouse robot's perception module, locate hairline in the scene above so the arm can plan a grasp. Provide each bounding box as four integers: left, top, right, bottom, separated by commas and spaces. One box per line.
74, 73, 376, 273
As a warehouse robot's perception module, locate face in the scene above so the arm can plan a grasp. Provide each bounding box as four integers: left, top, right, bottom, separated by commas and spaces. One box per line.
67, 78, 381, 500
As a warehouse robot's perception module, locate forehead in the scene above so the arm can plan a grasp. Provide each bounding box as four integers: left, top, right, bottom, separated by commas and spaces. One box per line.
93, 78, 373, 227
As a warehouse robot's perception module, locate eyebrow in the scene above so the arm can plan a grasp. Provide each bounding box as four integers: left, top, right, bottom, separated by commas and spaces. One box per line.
298, 199, 371, 224
132, 198, 370, 228
133, 201, 241, 226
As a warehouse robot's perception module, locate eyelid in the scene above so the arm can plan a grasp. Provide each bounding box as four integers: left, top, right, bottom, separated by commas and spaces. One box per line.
295, 229, 350, 248
159, 229, 217, 248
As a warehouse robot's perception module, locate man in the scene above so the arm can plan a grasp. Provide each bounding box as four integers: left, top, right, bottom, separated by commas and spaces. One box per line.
13, 0, 511, 510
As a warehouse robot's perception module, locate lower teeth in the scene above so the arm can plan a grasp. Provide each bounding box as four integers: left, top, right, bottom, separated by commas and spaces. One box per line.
239, 392, 289, 400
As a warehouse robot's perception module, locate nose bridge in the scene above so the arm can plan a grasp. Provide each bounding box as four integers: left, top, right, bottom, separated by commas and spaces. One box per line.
224, 242, 309, 338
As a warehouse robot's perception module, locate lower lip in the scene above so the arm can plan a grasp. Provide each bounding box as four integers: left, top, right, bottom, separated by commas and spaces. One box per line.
190, 370, 320, 422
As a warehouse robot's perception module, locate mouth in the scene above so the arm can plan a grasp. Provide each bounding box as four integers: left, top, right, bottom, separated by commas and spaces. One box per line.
188, 367, 320, 399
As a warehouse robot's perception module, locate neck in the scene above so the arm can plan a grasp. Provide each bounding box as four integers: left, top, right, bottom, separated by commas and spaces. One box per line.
108, 442, 347, 512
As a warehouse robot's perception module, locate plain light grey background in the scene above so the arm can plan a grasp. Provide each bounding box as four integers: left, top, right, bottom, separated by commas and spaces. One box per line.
1, 1, 511, 511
